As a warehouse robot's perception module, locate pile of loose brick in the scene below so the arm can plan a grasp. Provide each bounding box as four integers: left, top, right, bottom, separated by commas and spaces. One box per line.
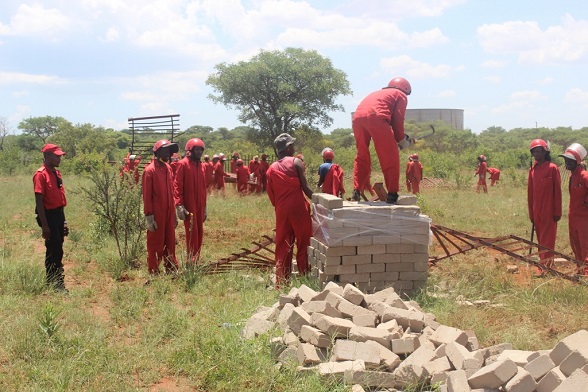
242, 282, 588, 391
309, 193, 431, 297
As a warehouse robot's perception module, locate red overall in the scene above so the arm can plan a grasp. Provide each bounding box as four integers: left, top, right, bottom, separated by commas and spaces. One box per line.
266, 157, 311, 287
142, 159, 178, 273
249, 160, 262, 193
475, 161, 488, 193
527, 161, 562, 265
236, 165, 250, 194
567, 166, 588, 273
405, 161, 412, 193
123, 156, 141, 184
352, 88, 407, 194
174, 158, 207, 262
488, 168, 501, 186
169, 160, 179, 179
203, 161, 214, 193
321, 164, 345, 197
259, 160, 270, 192
407, 161, 423, 194
213, 161, 226, 191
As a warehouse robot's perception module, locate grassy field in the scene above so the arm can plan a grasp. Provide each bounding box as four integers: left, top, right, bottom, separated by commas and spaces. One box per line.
0, 172, 586, 391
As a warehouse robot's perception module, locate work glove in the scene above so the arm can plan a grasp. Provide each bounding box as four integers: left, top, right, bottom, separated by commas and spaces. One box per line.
398, 134, 414, 150
145, 215, 157, 232
63, 221, 69, 237
176, 205, 188, 221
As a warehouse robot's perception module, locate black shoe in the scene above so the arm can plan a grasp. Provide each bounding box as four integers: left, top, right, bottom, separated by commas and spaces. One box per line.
386, 192, 399, 204
54, 286, 69, 294
351, 190, 361, 202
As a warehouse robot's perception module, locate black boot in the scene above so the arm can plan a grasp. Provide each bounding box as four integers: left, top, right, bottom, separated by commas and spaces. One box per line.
386, 192, 399, 204
351, 190, 361, 202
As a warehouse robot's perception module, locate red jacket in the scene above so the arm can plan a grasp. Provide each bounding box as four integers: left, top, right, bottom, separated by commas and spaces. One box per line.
142, 159, 174, 216
33, 164, 67, 210
321, 164, 345, 196
527, 161, 562, 221
352, 88, 407, 143
174, 158, 207, 217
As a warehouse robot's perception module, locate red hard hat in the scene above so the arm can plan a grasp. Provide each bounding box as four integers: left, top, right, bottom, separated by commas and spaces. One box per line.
478, 154, 486, 161
185, 138, 205, 151
529, 139, 549, 152
412, 154, 419, 160
236, 159, 243, 165
321, 147, 334, 159
203, 154, 209, 160
387, 77, 411, 95
153, 139, 179, 153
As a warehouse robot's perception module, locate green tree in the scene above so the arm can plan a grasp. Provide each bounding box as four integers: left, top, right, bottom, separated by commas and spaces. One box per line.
206, 47, 352, 148
0, 117, 9, 151
328, 128, 355, 149
18, 116, 71, 144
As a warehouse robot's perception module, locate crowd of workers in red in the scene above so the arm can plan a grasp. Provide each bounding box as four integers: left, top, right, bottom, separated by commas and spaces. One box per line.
33, 76, 588, 293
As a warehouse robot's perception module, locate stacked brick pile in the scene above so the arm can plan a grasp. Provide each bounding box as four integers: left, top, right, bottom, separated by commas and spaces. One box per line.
308, 193, 431, 296
242, 282, 588, 391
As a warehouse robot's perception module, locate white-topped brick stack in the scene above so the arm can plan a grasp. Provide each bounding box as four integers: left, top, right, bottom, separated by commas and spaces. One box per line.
308, 193, 431, 296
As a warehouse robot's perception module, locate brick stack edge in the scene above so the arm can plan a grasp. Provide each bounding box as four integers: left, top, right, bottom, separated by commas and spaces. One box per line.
308, 193, 431, 296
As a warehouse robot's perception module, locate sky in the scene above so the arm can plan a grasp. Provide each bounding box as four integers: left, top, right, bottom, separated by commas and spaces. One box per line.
2, 0, 588, 135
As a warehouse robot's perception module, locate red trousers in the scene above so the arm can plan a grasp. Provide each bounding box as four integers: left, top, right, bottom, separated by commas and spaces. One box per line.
146, 218, 177, 273
274, 204, 311, 287
184, 213, 204, 262
352, 116, 400, 194
411, 180, 420, 194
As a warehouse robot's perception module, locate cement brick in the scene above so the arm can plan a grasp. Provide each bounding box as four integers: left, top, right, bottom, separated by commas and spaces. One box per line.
310, 312, 355, 339
393, 363, 427, 389
376, 319, 403, 338
524, 353, 555, 381
299, 324, 331, 348
300, 300, 342, 318
386, 243, 415, 253
536, 367, 565, 392
337, 297, 375, 318
357, 244, 387, 255
241, 318, 275, 339
339, 273, 370, 283
357, 263, 386, 273
429, 325, 470, 347
550, 331, 588, 365
343, 235, 374, 246
478, 343, 513, 362
446, 369, 470, 392
324, 264, 356, 275
383, 290, 409, 309
341, 283, 365, 305
352, 312, 378, 328
445, 341, 483, 376
559, 348, 588, 376
392, 336, 420, 355
552, 368, 588, 392
400, 253, 429, 263
372, 234, 402, 244
351, 385, 366, 392
279, 294, 299, 309
286, 307, 311, 335
365, 340, 402, 371
343, 369, 396, 388
496, 350, 541, 367
318, 360, 366, 376
297, 342, 323, 366
385, 262, 415, 272
297, 284, 318, 304
468, 359, 518, 389
414, 260, 429, 272
414, 243, 429, 253
504, 367, 536, 392
371, 271, 400, 280
349, 326, 392, 348
331, 340, 381, 368
317, 252, 342, 265
422, 356, 452, 378
401, 234, 429, 245
323, 245, 358, 257
399, 271, 428, 281
381, 306, 426, 332
342, 254, 373, 265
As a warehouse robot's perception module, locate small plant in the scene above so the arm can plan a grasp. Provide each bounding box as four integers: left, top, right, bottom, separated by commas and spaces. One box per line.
38, 303, 61, 339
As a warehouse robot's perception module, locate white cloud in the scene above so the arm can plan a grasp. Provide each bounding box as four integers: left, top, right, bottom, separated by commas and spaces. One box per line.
481, 60, 506, 68
380, 55, 459, 79
536, 77, 554, 85
0, 4, 70, 37
0, 72, 62, 85
435, 89, 456, 98
12, 90, 29, 97
510, 90, 546, 101
565, 88, 588, 108
477, 14, 588, 64
101, 27, 120, 42
490, 90, 546, 114
483, 76, 502, 84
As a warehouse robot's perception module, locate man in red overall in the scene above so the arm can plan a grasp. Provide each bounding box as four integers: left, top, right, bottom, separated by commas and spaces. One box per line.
474, 155, 488, 193
249, 155, 262, 193
142, 140, 179, 274
123, 153, 142, 184
34, 144, 69, 293
351, 77, 413, 204
405, 155, 413, 193
259, 153, 270, 192
407, 154, 423, 194
527, 139, 562, 272
235, 158, 251, 195
488, 167, 501, 186
266, 133, 313, 289
559, 143, 588, 275
213, 154, 226, 195
202, 154, 214, 194
175, 138, 207, 263
169, 153, 180, 179
317, 148, 345, 198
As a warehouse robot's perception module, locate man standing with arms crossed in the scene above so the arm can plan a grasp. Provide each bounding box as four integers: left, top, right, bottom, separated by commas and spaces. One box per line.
266, 133, 313, 289
34, 143, 69, 293
351, 77, 413, 204
142, 139, 179, 274
175, 138, 207, 264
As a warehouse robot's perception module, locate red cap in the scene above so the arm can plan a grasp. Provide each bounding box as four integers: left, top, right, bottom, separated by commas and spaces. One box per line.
41, 144, 66, 156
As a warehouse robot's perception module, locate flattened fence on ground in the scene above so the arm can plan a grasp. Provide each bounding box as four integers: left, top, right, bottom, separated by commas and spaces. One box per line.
420, 177, 452, 188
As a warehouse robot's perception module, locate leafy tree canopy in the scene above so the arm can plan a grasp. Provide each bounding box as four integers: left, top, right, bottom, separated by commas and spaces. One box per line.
18, 115, 71, 144
206, 47, 352, 148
